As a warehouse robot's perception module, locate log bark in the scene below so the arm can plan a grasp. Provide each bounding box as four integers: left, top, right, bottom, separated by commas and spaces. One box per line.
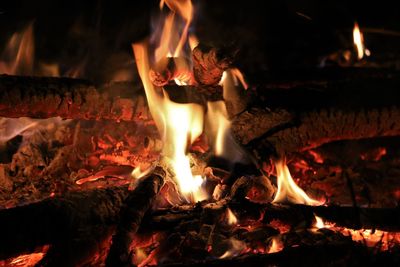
143, 200, 400, 233
159, 242, 370, 267
0, 186, 129, 263
231, 68, 400, 154
105, 166, 165, 267
0, 75, 222, 121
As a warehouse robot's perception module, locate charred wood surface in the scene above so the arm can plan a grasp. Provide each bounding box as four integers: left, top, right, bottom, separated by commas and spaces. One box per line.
232, 68, 400, 154
0, 75, 222, 121
105, 167, 165, 267
160, 242, 370, 267
144, 200, 400, 233
0, 186, 129, 263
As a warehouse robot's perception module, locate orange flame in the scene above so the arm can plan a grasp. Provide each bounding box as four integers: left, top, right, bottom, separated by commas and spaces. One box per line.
0, 24, 34, 75
272, 160, 321, 205
267, 237, 283, 253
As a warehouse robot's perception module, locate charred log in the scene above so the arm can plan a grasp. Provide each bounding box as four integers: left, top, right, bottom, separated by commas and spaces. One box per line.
105, 167, 165, 267
0, 186, 129, 263
159, 242, 370, 267
192, 44, 235, 86
143, 200, 400, 233
0, 75, 222, 121
232, 68, 400, 155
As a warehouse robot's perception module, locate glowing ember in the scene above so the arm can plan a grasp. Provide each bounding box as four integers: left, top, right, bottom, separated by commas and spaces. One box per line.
353, 22, 370, 60
267, 237, 283, 253
272, 160, 321, 205
226, 208, 238, 225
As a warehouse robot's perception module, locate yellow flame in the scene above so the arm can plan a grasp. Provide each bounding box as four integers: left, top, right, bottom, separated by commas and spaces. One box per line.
206, 101, 230, 156
272, 160, 321, 205
226, 208, 238, 225
0, 24, 34, 75
314, 215, 325, 229
133, 41, 206, 202
219, 238, 246, 259
268, 237, 283, 253
353, 22, 366, 60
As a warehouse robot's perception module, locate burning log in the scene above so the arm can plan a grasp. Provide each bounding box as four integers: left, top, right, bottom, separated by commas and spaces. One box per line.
192, 44, 235, 86
159, 242, 368, 267
232, 68, 400, 155
105, 166, 165, 267
143, 200, 400, 233
0, 74, 222, 121
0, 186, 128, 263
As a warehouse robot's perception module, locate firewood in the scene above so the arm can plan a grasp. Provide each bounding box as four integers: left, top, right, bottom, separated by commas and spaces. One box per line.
232, 67, 400, 154
192, 44, 234, 86
143, 200, 400, 233
105, 166, 165, 267
0, 186, 128, 262
159, 241, 370, 267
0, 75, 222, 121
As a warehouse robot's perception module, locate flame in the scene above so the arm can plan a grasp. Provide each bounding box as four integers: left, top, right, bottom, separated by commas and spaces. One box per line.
219, 238, 246, 259
314, 215, 326, 229
226, 208, 238, 225
206, 101, 230, 156
133, 41, 206, 202
0, 24, 34, 75
353, 22, 369, 60
272, 160, 321, 205
267, 237, 283, 253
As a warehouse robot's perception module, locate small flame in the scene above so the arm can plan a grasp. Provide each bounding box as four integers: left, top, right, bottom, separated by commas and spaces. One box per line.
226, 208, 238, 225
219, 238, 246, 259
267, 237, 283, 253
314, 215, 325, 229
272, 160, 321, 205
353, 22, 368, 60
0, 24, 34, 75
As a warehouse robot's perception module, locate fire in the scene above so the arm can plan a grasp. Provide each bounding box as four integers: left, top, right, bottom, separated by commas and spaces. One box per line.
272, 160, 321, 205
267, 237, 283, 253
132, 0, 208, 202
353, 22, 370, 60
206, 101, 231, 156
219, 238, 246, 259
314, 215, 327, 229
0, 24, 34, 75
226, 208, 238, 225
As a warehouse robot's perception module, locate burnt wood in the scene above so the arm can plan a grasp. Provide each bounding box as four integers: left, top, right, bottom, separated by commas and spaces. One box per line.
0, 186, 128, 264
0, 75, 222, 121
105, 167, 165, 267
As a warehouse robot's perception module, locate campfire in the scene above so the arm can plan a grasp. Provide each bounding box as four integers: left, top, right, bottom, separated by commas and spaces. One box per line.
1, 0, 400, 266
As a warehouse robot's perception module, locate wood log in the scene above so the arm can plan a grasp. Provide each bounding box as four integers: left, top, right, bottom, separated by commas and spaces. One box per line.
159, 242, 370, 267
0, 75, 222, 121
231, 68, 400, 154
143, 200, 400, 233
0, 186, 129, 263
105, 166, 165, 267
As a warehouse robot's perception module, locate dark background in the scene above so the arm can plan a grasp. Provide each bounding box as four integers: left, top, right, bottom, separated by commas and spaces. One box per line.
1, 0, 399, 83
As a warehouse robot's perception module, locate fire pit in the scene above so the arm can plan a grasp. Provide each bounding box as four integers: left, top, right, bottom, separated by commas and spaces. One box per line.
1, 0, 400, 266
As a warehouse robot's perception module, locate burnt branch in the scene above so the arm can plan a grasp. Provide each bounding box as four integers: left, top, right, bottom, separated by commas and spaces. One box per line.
105, 167, 166, 267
